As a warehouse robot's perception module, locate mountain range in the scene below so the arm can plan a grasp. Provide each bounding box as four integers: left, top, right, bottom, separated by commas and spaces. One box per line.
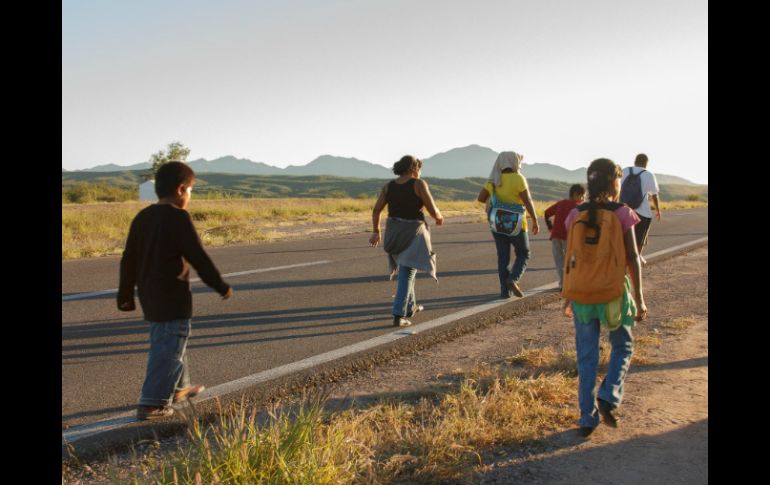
70, 144, 699, 185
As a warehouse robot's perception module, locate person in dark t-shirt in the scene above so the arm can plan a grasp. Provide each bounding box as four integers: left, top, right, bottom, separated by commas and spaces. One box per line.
118, 161, 233, 420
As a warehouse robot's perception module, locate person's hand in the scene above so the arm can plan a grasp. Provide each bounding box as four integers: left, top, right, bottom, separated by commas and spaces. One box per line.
562, 299, 573, 318
369, 232, 380, 247
531, 219, 540, 236
118, 300, 135, 311
434, 213, 444, 226
655, 209, 661, 221
222, 287, 234, 300
635, 300, 648, 321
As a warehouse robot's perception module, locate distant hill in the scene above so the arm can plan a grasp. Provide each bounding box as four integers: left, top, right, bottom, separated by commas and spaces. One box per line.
62, 171, 707, 203
282, 155, 392, 178
67, 144, 700, 185
421, 144, 499, 178
519, 164, 695, 186
188, 156, 283, 175
81, 162, 151, 172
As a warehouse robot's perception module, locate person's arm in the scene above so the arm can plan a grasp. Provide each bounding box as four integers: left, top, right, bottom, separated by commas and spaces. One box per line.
477, 186, 492, 214
519, 189, 539, 235
369, 183, 388, 247
544, 203, 557, 231
117, 219, 138, 311
623, 228, 647, 321
415, 179, 444, 225
651, 194, 661, 221
178, 212, 232, 299
649, 173, 661, 221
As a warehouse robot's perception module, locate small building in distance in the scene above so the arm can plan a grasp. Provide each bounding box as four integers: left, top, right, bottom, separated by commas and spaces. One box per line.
139, 180, 157, 201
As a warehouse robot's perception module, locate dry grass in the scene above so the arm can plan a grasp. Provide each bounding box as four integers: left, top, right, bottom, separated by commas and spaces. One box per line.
61, 198, 482, 260
103, 351, 579, 484
657, 317, 698, 333
83, 321, 690, 484
658, 200, 708, 210
61, 197, 705, 260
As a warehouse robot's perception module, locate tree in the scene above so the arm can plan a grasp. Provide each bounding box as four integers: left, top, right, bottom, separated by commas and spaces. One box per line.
145, 141, 191, 180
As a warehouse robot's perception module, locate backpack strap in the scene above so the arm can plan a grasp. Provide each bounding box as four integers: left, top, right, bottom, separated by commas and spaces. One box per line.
576, 201, 623, 212
573, 201, 623, 245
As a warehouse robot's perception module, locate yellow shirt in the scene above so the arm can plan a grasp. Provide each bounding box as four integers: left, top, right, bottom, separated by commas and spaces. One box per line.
484, 173, 530, 231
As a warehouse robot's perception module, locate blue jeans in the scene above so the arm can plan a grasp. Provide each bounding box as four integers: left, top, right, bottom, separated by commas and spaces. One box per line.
392, 265, 418, 317
492, 230, 530, 295
573, 314, 634, 428
139, 319, 192, 407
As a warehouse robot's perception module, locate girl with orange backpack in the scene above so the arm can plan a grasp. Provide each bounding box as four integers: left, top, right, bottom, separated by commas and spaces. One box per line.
562, 158, 648, 438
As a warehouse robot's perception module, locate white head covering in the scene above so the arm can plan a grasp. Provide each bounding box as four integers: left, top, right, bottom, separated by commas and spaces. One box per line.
488, 151, 523, 186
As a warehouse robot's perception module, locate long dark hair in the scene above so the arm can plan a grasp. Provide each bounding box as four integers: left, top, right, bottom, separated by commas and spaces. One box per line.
584, 158, 622, 228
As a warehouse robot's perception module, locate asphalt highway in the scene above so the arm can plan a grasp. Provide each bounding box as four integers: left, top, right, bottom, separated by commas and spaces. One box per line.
62, 208, 707, 428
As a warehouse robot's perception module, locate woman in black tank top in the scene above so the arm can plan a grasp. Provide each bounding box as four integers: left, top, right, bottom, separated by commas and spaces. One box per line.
369, 155, 444, 327
386, 178, 425, 220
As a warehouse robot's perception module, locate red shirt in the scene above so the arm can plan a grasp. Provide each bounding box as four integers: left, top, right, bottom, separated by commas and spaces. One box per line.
544, 199, 579, 240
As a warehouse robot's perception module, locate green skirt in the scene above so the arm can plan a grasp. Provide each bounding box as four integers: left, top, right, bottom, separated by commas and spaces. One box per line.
572, 276, 637, 330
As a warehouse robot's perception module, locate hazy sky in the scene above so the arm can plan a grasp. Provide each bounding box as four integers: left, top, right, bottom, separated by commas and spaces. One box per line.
62, 0, 708, 183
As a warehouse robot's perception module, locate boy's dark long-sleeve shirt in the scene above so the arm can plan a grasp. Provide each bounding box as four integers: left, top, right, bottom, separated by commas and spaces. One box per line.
118, 204, 230, 322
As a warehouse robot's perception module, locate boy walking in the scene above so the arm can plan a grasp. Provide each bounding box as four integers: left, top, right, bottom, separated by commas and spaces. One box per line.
544, 184, 585, 289
118, 162, 233, 420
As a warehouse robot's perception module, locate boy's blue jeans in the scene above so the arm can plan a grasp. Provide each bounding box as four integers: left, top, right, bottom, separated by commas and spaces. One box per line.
139, 318, 192, 407
492, 230, 530, 294
392, 265, 418, 317
573, 314, 634, 428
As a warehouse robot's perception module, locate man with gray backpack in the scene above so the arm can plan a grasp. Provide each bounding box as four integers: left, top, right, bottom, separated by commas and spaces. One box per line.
619, 153, 661, 264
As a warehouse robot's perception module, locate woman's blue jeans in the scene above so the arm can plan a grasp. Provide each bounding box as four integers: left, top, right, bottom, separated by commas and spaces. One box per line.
573, 314, 634, 428
392, 265, 418, 317
139, 318, 192, 407
492, 230, 530, 295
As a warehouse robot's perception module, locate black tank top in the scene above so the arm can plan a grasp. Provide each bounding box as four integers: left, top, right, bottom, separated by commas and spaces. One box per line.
386, 179, 425, 220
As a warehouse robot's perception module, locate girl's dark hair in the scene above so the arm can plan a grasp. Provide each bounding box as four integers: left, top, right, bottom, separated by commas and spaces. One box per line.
392, 155, 422, 176
569, 184, 586, 198
155, 161, 196, 198
584, 158, 622, 228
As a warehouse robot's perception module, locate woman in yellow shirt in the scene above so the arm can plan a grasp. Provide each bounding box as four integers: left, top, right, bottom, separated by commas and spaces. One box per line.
477, 151, 540, 298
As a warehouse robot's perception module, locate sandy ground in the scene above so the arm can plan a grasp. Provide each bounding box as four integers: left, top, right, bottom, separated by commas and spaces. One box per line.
63, 246, 707, 484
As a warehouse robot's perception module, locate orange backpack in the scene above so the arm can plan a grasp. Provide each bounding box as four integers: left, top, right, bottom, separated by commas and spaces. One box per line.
562, 202, 627, 304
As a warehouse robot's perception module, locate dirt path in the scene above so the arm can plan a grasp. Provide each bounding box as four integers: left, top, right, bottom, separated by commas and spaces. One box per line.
326, 246, 708, 484
64, 246, 707, 484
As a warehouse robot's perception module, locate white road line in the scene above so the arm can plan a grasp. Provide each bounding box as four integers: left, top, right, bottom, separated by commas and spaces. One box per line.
62, 237, 707, 444
61, 260, 332, 302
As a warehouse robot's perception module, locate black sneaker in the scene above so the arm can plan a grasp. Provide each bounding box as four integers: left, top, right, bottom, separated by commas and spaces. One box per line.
406, 304, 424, 318
597, 399, 619, 428
393, 315, 412, 327
577, 426, 595, 438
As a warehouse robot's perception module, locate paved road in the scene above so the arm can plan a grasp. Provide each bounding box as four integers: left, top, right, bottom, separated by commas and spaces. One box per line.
62, 208, 707, 428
